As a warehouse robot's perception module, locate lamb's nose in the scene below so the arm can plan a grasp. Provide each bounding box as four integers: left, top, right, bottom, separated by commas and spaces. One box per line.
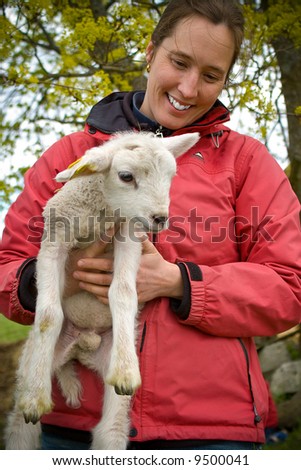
153, 215, 168, 226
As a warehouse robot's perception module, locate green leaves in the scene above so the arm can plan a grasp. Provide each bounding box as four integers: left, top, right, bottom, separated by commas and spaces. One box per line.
1, 1, 158, 154
1, 0, 301, 208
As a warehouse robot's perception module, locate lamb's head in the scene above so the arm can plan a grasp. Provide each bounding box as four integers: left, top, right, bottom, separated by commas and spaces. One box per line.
56, 132, 199, 232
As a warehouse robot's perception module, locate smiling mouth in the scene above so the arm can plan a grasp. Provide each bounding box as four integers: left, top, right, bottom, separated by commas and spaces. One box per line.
167, 94, 191, 111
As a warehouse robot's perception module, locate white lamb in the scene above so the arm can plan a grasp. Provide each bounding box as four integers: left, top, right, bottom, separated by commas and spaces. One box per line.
5, 131, 199, 450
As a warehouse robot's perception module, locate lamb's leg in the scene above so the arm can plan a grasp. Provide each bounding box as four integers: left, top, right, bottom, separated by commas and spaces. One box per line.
52, 318, 89, 408
85, 330, 130, 449
5, 331, 41, 449
55, 362, 82, 409
91, 383, 131, 449
105, 222, 142, 395
17, 244, 69, 423
5, 406, 41, 450
54, 318, 101, 408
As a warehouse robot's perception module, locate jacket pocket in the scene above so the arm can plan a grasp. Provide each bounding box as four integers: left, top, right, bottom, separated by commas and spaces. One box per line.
238, 338, 262, 425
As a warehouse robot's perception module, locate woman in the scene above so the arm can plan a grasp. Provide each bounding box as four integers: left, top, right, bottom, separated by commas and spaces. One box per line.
1, 0, 300, 450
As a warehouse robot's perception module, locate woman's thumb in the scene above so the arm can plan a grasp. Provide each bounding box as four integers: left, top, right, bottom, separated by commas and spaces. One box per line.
141, 237, 157, 254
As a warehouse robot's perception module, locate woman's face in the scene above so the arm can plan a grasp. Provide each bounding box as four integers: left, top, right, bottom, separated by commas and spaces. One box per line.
140, 15, 235, 129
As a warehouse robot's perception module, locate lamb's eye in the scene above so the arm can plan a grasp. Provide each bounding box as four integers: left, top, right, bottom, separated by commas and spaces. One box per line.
118, 171, 134, 183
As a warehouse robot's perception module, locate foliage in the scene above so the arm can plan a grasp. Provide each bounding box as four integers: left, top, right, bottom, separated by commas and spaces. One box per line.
0, 0, 161, 207
0, 0, 158, 142
227, 4, 278, 127
226, 1, 300, 151
266, 0, 301, 47
0, 166, 28, 212
0, 314, 31, 344
286, 338, 301, 361
1, 0, 301, 208
263, 420, 301, 450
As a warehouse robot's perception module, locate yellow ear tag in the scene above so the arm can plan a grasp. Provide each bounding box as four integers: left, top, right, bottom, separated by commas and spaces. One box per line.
66, 157, 98, 179
71, 163, 98, 179
67, 157, 83, 169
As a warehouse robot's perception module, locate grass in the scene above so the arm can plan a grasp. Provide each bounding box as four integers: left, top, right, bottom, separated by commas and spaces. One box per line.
0, 315, 31, 449
263, 422, 301, 450
0, 314, 31, 344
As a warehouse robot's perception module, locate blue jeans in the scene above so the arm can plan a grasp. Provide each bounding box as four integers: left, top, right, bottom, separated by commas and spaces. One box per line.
41, 432, 262, 450
41, 431, 91, 450
178, 441, 262, 450
128, 440, 262, 450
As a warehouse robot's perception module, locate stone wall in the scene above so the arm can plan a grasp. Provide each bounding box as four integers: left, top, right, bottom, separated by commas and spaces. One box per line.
258, 326, 301, 429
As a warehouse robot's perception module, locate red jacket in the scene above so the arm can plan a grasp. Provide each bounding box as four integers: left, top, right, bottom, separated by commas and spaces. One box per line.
1, 92, 300, 444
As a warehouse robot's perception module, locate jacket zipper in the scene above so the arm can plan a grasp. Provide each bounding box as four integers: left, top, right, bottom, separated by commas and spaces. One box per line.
155, 126, 164, 138
139, 333, 263, 423
139, 321, 147, 353
238, 338, 262, 424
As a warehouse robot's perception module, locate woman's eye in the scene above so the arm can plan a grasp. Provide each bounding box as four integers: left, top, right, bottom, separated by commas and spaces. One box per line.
172, 59, 187, 69
204, 74, 221, 83
118, 171, 134, 183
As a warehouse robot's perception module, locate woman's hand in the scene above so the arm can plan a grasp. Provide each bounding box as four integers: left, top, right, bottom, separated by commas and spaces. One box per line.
64, 234, 114, 304
136, 238, 183, 303
65, 233, 183, 306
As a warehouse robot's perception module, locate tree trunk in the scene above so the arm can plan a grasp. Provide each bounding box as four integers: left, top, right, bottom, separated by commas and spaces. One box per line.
272, 36, 301, 202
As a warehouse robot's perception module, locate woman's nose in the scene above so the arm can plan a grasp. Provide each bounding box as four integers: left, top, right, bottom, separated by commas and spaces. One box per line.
177, 72, 199, 99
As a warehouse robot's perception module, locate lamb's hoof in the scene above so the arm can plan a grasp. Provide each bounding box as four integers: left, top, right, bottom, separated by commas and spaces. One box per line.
106, 355, 141, 397
106, 368, 141, 396
23, 412, 40, 425
114, 384, 135, 396
19, 394, 53, 424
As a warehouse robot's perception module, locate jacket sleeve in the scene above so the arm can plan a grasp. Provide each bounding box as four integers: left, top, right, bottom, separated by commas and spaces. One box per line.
0, 132, 97, 325
171, 140, 301, 337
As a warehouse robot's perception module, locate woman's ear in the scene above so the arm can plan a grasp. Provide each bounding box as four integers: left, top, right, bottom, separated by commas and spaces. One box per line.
146, 41, 155, 65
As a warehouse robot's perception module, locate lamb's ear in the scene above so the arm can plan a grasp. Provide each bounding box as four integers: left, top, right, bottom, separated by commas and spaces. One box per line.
162, 132, 200, 158
55, 158, 97, 182
55, 148, 112, 182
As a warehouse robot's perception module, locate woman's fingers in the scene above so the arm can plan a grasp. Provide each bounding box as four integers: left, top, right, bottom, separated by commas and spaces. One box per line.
73, 259, 113, 303
79, 225, 116, 259
83, 237, 112, 258
78, 281, 110, 302
77, 255, 113, 272
73, 270, 112, 286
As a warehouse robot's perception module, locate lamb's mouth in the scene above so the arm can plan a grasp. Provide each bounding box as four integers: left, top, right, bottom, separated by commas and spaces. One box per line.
132, 217, 168, 233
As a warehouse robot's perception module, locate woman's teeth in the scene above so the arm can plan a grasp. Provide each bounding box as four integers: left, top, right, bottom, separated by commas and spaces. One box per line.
168, 94, 191, 111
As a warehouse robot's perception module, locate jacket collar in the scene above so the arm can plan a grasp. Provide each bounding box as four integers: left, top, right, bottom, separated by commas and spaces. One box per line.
86, 91, 231, 138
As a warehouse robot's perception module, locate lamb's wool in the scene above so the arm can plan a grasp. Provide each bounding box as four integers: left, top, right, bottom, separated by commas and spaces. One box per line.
6, 131, 199, 450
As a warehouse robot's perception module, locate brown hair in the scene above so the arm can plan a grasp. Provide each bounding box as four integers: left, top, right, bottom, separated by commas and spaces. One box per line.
151, 0, 245, 79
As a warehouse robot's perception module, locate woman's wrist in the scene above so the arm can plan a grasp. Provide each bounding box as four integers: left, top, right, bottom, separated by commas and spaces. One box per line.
161, 262, 184, 300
